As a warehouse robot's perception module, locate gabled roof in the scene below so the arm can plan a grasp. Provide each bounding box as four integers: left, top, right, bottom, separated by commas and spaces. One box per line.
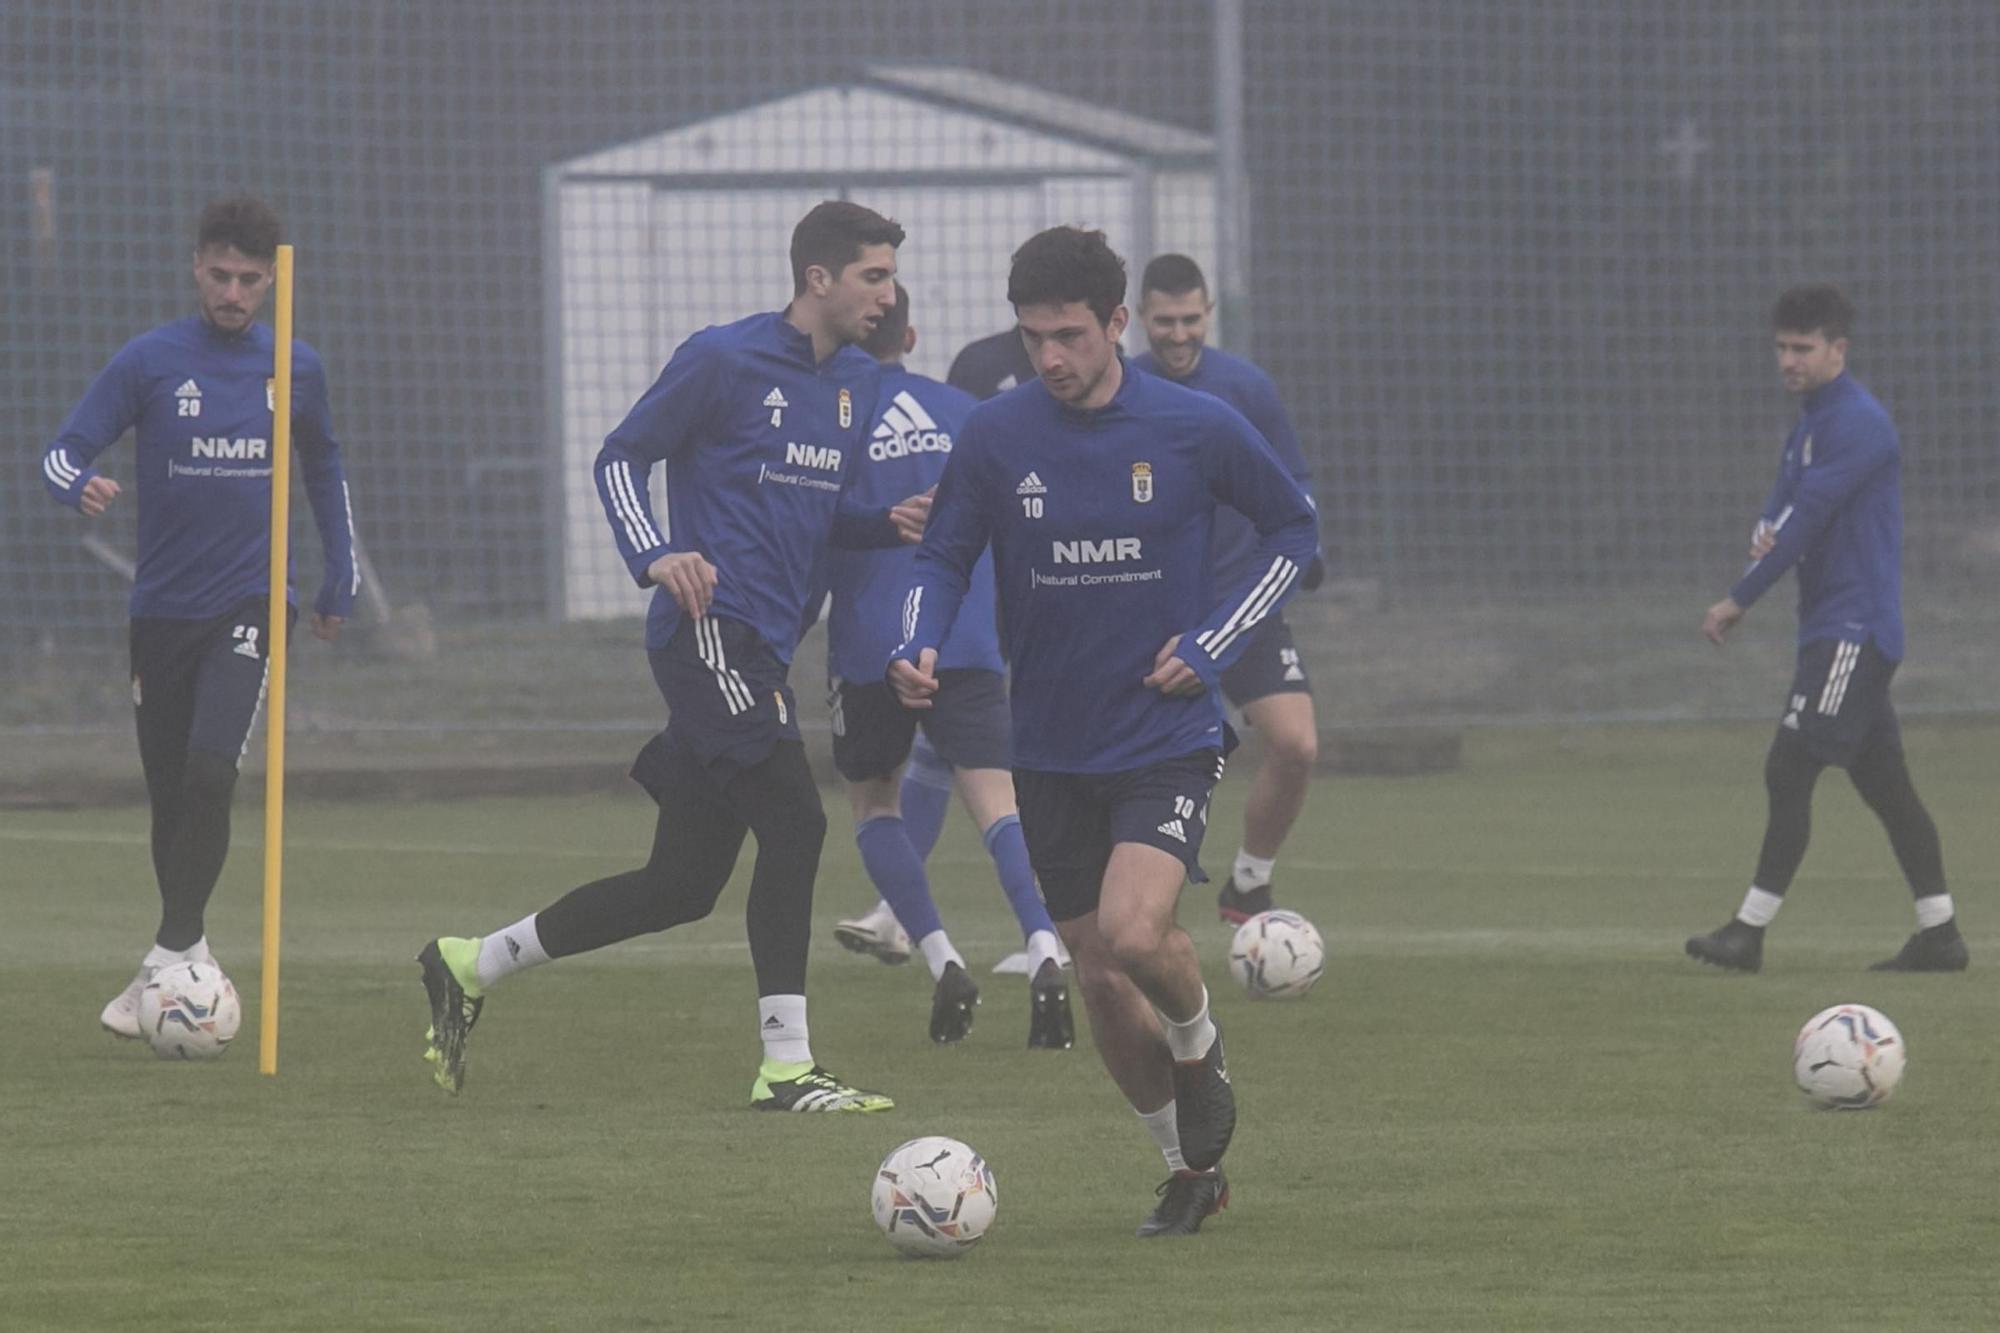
556, 83, 1136, 178
865, 64, 1214, 161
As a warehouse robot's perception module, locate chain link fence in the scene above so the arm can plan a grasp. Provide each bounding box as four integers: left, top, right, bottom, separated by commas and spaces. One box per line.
7, 0, 1995, 771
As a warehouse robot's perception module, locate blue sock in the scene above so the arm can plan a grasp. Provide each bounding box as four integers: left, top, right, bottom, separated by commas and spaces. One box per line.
900, 753, 953, 862
983, 814, 1054, 939
855, 815, 945, 942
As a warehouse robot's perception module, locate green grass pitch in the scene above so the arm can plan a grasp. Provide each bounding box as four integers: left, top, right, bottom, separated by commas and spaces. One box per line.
3, 722, 1996, 1331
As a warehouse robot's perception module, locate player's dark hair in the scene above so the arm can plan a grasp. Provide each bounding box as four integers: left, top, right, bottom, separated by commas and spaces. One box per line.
790, 200, 904, 295
1772, 285, 1854, 341
196, 195, 282, 261
859, 281, 911, 361
1008, 227, 1128, 326
1140, 252, 1208, 300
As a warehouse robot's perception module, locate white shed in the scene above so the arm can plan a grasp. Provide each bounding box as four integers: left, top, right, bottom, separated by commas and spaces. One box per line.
544, 65, 1219, 621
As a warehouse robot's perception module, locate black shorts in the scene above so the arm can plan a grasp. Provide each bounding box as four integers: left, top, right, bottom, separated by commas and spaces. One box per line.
647, 615, 800, 779
129, 596, 284, 767
829, 669, 1011, 782
1013, 750, 1227, 922
1780, 637, 1898, 767
1219, 616, 1312, 709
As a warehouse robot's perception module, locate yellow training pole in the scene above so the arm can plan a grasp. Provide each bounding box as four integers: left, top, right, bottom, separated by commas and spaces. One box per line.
259, 244, 295, 1077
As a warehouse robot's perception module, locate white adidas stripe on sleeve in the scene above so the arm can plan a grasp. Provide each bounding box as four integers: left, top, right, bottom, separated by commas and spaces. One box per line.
618, 462, 663, 549
600, 461, 645, 550
341, 481, 360, 594
604, 461, 661, 551
1196, 556, 1298, 659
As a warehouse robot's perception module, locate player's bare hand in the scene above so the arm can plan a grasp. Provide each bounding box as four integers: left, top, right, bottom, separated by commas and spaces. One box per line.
1703, 597, 1745, 646
890, 487, 935, 545
311, 613, 343, 642
79, 476, 121, 517
1142, 635, 1206, 697
648, 551, 718, 617
1748, 520, 1776, 561
888, 649, 940, 709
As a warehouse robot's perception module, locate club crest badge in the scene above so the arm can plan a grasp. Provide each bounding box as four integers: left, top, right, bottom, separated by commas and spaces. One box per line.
838, 388, 853, 429
1131, 461, 1154, 503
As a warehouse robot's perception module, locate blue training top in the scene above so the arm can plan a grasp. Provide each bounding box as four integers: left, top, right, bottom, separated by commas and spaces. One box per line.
594, 311, 904, 660
1132, 345, 1316, 594
825, 366, 1002, 682
1730, 372, 1905, 661
42, 315, 358, 621
893, 361, 1320, 774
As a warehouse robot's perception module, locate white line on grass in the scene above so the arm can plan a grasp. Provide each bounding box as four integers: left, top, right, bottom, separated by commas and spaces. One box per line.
6, 825, 1993, 887
0, 826, 620, 859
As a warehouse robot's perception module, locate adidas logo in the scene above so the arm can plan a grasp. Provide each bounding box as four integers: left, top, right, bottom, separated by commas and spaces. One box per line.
504, 934, 522, 961
762, 1014, 784, 1029
174, 379, 202, 399
1015, 472, 1047, 496
1781, 711, 1800, 730
886, 390, 935, 431
763, 387, 789, 409
868, 391, 951, 460
1156, 818, 1187, 844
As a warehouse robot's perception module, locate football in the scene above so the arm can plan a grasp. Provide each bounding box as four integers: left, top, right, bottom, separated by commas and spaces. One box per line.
137, 960, 241, 1061
870, 1136, 997, 1258
1793, 1003, 1905, 1109
1228, 909, 1326, 1000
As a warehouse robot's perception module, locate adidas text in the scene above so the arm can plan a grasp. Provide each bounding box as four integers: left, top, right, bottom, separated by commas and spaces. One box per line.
869, 426, 952, 461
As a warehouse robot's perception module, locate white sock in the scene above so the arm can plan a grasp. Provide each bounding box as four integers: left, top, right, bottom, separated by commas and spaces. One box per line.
142, 942, 193, 972
1233, 849, 1276, 891
1136, 1101, 1187, 1172
1915, 893, 1955, 931
758, 994, 812, 1068
1025, 929, 1062, 977
1162, 986, 1218, 1063
917, 930, 964, 982
476, 915, 551, 989
1736, 887, 1784, 928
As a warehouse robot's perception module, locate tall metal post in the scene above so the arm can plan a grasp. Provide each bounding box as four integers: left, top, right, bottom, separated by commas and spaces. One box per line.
1214, 0, 1252, 355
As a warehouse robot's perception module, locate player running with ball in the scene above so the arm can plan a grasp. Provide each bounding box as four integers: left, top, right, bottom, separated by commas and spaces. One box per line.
890, 227, 1318, 1236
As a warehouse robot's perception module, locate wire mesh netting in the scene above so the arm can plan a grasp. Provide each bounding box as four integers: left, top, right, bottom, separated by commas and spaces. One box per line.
7, 1, 1997, 764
